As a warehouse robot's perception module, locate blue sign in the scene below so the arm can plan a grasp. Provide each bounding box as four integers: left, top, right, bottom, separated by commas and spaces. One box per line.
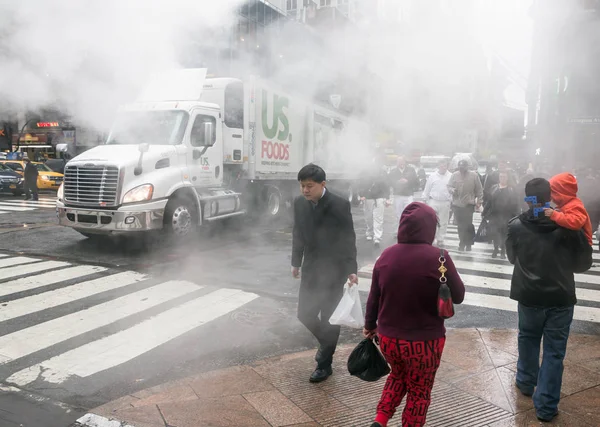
6, 152, 23, 160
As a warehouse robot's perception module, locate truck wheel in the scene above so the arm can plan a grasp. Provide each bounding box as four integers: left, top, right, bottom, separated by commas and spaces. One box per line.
164, 196, 197, 238
266, 187, 282, 218
12, 190, 22, 197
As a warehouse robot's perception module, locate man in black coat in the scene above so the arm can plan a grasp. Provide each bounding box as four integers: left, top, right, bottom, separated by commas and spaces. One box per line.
292, 163, 358, 383
23, 159, 39, 201
506, 178, 592, 423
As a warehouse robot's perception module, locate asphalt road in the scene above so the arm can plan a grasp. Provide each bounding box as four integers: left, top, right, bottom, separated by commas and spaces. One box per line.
0, 193, 598, 427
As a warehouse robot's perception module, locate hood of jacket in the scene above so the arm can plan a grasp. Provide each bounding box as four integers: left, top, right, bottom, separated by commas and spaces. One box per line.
397, 202, 437, 244
550, 172, 578, 207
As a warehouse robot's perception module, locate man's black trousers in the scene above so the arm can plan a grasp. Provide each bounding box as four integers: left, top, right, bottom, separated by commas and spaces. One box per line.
454, 205, 475, 248
297, 283, 344, 370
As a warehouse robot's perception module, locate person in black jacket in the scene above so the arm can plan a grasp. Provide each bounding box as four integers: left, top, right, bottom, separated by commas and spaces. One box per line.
506, 178, 592, 423
23, 158, 39, 201
358, 158, 390, 247
483, 171, 520, 259
291, 164, 358, 383
388, 156, 419, 222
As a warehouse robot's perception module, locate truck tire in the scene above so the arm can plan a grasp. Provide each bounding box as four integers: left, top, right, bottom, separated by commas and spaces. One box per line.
164, 195, 197, 239
12, 190, 22, 197
266, 187, 282, 218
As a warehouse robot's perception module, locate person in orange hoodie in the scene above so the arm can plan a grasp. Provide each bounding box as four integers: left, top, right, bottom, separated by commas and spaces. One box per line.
543, 172, 593, 245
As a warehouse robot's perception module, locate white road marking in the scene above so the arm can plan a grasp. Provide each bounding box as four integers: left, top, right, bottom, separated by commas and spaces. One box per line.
0, 200, 56, 208
0, 261, 70, 280
0, 271, 146, 321
460, 273, 600, 303
0, 205, 35, 211
7, 288, 259, 386
0, 256, 44, 269
0, 281, 201, 363
0, 265, 106, 297
75, 413, 134, 427
454, 259, 600, 285
461, 292, 600, 323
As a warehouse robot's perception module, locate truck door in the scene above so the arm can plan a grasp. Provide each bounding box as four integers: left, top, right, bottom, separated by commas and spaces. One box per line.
188, 112, 223, 188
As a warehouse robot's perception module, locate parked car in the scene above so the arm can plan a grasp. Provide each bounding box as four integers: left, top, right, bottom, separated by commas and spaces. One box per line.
0, 160, 64, 190
0, 163, 24, 196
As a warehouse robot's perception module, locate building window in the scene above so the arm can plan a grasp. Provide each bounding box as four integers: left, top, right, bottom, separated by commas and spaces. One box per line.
320, 0, 331, 6
287, 0, 297, 10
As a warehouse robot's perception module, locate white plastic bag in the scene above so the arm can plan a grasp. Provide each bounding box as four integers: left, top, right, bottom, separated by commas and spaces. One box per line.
329, 284, 364, 329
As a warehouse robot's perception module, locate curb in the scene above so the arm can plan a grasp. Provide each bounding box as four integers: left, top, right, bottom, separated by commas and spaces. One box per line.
69, 413, 135, 427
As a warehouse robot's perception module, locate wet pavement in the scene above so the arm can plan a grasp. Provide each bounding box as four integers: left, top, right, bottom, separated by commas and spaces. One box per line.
81, 328, 600, 427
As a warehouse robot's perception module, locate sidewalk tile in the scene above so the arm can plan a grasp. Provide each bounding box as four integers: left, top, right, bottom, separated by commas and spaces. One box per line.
453, 368, 513, 413
243, 390, 313, 426
478, 329, 519, 356
488, 346, 520, 368
487, 409, 595, 426
434, 360, 470, 382
442, 330, 495, 377
105, 405, 164, 427
131, 384, 198, 407
495, 367, 535, 414
188, 365, 275, 398
561, 364, 600, 396
565, 339, 600, 362
559, 385, 600, 425
159, 395, 271, 427
576, 357, 600, 374
93, 395, 139, 416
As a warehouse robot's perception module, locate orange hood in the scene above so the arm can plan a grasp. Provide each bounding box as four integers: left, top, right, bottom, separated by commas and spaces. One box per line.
549, 172, 578, 207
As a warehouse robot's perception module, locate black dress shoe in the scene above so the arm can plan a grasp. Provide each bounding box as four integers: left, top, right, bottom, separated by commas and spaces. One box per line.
309, 366, 332, 383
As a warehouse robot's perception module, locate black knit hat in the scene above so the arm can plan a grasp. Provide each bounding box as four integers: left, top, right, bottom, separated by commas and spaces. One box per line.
525, 178, 551, 205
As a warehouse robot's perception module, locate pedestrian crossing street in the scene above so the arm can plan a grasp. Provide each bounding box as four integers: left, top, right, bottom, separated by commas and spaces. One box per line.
358, 214, 600, 324
0, 253, 258, 388
0, 196, 56, 213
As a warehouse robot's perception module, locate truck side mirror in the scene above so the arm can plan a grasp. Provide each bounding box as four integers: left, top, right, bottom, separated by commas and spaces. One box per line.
203, 122, 214, 147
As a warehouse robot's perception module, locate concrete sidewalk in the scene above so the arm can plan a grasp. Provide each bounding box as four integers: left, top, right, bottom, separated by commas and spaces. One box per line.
73, 328, 600, 427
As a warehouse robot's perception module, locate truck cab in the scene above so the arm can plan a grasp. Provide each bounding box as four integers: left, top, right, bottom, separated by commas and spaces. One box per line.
56, 95, 242, 239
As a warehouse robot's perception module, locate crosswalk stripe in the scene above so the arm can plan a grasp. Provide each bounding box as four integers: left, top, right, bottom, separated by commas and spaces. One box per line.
0, 265, 107, 298
0, 281, 202, 364
0, 201, 55, 208
461, 273, 600, 303
0, 261, 70, 280
453, 259, 600, 285
0, 205, 34, 211
7, 288, 259, 386
0, 271, 146, 322
461, 293, 600, 323
0, 257, 44, 269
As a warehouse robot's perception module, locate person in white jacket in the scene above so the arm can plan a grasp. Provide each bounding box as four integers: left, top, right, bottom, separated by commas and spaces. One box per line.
422, 158, 452, 247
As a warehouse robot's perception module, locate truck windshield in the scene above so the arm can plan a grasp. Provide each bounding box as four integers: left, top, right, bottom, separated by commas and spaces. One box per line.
107, 111, 189, 145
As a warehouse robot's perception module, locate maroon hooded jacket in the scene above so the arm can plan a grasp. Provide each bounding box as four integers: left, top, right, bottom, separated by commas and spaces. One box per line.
365, 202, 465, 341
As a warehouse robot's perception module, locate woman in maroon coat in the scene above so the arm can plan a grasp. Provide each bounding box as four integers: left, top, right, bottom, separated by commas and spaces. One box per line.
365, 202, 465, 427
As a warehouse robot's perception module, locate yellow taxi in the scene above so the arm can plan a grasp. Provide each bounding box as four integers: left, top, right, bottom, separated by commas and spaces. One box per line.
0, 160, 64, 190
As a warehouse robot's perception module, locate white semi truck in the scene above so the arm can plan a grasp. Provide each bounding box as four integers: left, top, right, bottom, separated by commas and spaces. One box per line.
56, 69, 370, 240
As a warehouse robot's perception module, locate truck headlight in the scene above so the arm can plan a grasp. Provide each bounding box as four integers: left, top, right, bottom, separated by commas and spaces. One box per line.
41, 175, 50, 181
57, 183, 64, 199
123, 184, 154, 204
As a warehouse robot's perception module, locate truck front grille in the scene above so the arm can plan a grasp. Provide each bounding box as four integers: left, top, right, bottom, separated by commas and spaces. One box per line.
64, 165, 119, 207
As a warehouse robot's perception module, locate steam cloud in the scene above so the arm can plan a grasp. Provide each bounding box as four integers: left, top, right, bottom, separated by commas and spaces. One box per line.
0, 0, 242, 129
0, 0, 532, 160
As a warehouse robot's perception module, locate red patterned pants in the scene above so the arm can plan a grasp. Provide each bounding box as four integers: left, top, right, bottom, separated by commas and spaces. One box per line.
374, 336, 446, 427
